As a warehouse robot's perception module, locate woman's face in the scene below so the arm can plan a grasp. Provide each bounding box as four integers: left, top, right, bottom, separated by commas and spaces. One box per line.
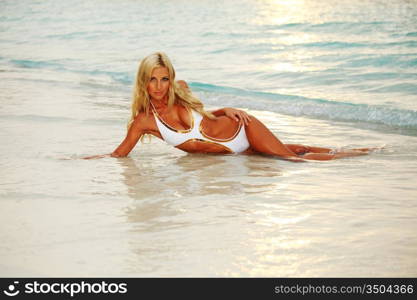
147, 67, 170, 101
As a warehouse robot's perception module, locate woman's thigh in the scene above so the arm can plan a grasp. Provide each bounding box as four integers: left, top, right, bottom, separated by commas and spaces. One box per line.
244, 116, 296, 157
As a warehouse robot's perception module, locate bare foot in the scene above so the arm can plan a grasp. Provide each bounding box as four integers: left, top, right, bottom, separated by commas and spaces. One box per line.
351, 146, 385, 153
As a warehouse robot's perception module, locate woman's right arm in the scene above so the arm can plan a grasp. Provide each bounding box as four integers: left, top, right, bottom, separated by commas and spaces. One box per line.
83, 116, 145, 159
111, 120, 144, 157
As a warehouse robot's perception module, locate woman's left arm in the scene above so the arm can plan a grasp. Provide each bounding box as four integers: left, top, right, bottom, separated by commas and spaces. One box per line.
211, 107, 252, 126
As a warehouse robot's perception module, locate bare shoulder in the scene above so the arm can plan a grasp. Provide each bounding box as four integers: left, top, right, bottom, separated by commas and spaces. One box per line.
131, 111, 156, 131
177, 80, 189, 89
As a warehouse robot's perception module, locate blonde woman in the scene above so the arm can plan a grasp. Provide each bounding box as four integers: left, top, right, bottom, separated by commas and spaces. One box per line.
85, 52, 371, 161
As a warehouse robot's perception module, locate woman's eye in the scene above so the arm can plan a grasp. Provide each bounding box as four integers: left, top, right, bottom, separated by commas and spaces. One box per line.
162, 77, 169, 81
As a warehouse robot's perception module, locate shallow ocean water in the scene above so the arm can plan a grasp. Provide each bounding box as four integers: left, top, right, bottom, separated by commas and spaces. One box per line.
1, 0, 416, 277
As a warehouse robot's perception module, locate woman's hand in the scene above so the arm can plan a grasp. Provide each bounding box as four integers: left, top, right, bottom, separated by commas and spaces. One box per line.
221, 107, 252, 126
83, 154, 111, 160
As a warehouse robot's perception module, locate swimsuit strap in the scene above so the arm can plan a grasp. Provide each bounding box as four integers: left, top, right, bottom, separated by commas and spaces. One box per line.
150, 101, 194, 133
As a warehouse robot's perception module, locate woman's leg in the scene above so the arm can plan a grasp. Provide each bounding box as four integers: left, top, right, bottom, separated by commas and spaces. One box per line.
302, 151, 367, 160
244, 116, 298, 159
285, 144, 332, 154
245, 116, 368, 161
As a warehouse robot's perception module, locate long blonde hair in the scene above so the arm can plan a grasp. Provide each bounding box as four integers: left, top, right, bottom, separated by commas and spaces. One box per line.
128, 52, 215, 129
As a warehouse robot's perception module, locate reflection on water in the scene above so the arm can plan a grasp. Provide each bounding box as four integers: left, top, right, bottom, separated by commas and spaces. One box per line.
116, 152, 296, 276
112, 146, 417, 276
118, 153, 284, 201
119, 152, 285, 235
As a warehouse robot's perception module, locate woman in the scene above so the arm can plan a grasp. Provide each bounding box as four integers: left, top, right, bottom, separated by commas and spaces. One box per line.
85, 52, 370, 161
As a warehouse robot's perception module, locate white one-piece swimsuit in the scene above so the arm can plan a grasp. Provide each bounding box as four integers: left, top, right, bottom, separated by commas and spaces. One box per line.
151, 104, 250, 154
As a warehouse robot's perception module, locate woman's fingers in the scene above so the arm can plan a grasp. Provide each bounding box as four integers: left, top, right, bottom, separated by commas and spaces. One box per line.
236, 111, 251, 126
225, 108, 252, 126
83, 154, 109, 160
